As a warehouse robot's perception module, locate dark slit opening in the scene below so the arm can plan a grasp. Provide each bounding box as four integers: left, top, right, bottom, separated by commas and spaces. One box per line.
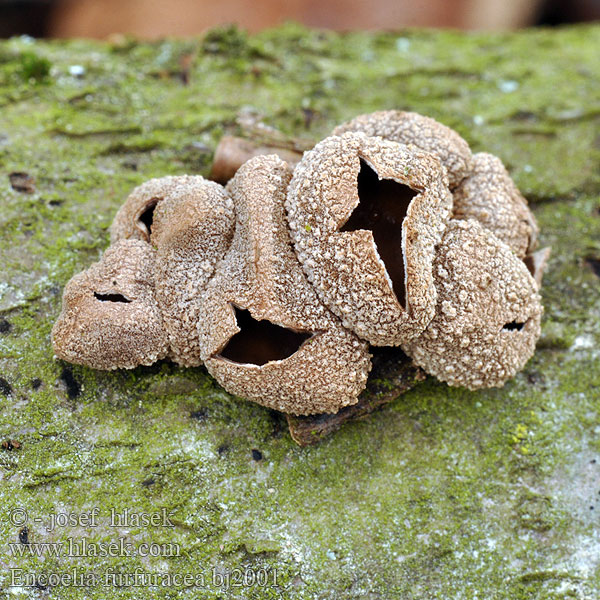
503, 320, 525, 331
94, 292, 131, 303
138, 199, 158, 237
523, 255, 535, 278
218, 307, 312, 366
340, 159, 418, 308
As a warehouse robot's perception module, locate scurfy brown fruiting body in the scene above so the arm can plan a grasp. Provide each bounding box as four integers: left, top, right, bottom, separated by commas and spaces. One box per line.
402, 220, 543, 390
53, 110, 547, 419
52, 239, 169, 370
198, 155, 371, 415
286, 132, 453, 347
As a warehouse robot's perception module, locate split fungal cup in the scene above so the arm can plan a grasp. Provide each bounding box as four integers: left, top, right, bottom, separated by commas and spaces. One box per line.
403, 219, 543, 390
197, 154, 372, 415
286, 132, 453, 346
112, 176, 235, 366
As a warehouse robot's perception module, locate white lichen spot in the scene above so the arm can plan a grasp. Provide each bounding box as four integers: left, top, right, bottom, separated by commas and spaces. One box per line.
498, 80, 519, 93
570, 334, 595, 351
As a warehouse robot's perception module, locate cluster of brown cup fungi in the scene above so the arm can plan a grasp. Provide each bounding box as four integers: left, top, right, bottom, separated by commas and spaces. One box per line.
52, 111, 547, 415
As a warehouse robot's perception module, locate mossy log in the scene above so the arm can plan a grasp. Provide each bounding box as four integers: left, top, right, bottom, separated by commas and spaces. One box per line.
0, 24, 599, 599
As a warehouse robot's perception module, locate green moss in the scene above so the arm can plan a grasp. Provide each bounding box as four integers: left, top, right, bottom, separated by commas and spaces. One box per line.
18, 51, 52, 82
1, 24, 600, 600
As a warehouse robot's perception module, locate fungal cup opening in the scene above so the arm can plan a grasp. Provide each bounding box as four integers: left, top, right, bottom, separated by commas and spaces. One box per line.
502, 320, 526, 332
523, 255, 535, 278
217, 307, 313, 366
93, 292, 131, 303
340, 159, 417, 308
137, 198, 159, 238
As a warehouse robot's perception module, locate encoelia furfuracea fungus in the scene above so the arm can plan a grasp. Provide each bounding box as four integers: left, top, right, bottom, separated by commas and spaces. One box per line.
52, 111, 548, 414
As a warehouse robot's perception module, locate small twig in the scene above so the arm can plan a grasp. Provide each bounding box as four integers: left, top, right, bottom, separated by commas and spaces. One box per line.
524, 247, 551, 288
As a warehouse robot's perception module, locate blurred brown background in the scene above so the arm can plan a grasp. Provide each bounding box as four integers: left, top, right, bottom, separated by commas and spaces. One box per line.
1, 0, 599, 38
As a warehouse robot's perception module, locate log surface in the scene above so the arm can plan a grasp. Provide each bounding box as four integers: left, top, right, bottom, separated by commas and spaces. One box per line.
0, 24, 599, 599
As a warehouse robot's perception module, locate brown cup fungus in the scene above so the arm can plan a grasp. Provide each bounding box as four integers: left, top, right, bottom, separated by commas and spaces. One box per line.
52, 239, 169, 370
52, 110, 546, 416
403, 220, 543, 390
452, 152, 538, 259
286, 132, 453, 346
197, 154, 372, 415
332, 110, 473, 188
110, 176, 171, 243
54, 177, 235, 369
139, 177, 235, 367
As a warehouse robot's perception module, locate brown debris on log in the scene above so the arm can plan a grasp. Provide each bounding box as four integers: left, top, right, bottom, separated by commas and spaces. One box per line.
286, 347, 425, 446
209, 135, 306, 184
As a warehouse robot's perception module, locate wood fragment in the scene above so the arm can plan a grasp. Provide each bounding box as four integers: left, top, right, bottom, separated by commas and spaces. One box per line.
524, 247, 551, 288
9, 172, 36, 193
1, 439, 22, 451
286, 347, 425, 446
209, 135, 305, 184
236, 113, 314, 153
